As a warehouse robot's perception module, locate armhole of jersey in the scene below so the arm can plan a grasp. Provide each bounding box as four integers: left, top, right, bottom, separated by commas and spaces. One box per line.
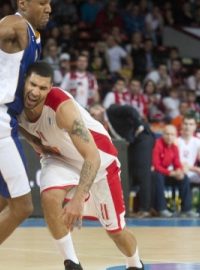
45, 88, 71, 111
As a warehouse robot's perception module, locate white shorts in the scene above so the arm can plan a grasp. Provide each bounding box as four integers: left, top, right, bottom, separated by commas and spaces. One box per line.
0, 105, 31, 198
40, 157, 126, 232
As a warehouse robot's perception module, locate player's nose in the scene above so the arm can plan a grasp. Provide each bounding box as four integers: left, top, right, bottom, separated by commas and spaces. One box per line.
45, 3, 51, 13
31, 87, 40, 97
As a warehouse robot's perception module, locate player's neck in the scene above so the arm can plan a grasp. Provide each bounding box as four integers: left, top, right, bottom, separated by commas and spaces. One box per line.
16, 11, 37, 32
24, 106, 43, 123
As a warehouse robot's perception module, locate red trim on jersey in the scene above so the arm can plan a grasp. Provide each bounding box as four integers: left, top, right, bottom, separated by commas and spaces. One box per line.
45, 87, 71, 111
89, 130, 118, 156
106, 160, 125, 231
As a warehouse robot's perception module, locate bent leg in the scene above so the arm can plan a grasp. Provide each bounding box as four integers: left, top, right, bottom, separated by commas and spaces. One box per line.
41, 188, 80, 265
107, 227, 137, 257
0, 195, 7, 212
90, 161, 143, 268
41, 189, 68, 239
0, 192, 33, 244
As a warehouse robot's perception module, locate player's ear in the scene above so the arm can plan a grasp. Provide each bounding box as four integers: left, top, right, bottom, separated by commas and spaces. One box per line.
18, 0, 27, 12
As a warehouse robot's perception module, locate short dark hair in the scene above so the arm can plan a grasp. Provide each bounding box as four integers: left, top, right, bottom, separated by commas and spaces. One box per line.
26, 61, 53, 82
184, 114, 197, 123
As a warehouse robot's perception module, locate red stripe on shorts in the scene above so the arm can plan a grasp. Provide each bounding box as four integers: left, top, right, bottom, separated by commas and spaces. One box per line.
106, 160, 125, 230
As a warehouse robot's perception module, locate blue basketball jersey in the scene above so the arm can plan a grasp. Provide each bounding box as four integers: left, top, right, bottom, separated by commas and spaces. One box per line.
7, 21, 41, 115
0, 13, 41, 116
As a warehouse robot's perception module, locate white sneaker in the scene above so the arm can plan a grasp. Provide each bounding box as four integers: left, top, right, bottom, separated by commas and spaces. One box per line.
180, 210, 199, 218
159, 209, 173, 218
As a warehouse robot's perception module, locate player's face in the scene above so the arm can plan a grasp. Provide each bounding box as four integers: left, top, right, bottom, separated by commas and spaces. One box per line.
24, 73, 52, 109
18, 0, 51, 30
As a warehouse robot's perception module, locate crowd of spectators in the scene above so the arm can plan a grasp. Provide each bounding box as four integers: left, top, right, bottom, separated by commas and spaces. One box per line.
2, 0, 200, 217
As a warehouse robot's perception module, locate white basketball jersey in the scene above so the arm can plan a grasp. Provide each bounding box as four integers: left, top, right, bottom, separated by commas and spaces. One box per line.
19, 87, 119, 181
177, 136, 200, 177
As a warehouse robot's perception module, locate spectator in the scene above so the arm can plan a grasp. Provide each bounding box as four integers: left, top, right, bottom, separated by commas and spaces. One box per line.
152, 125, 198, 217
163, 3, 175, 26
90, 55, 109, 101
123, 4, 145, 37
129, 79, 148, 119
145, 5, 164, 45
44, 43, 60, 72
176, 2, 194, 26
59, 24, 75, 54
135, 38, 160, 79
162, 88, 180, 120
80, 0, 102, 25
186, 68, 200, 102
143, 80, 164, 122
186, 90, 200, 118
126, 31, 143, 54
54, 53, 71, 86
61, 54, 99, 109
166, 47, 180, 72
103, 77, 130, 109
126, 31, 144, 78
42, 38, 58, 58
110, 26, 128, 45
171, 102, 189, 133
53, 0, 78, 24
90, 56, 108, 82
178, 116, 200, 185
145, 63, 172, 94
49, 26, 61, 43
95, 0, 123, 36
169, 58, 185, 88
105, 35, 128, 74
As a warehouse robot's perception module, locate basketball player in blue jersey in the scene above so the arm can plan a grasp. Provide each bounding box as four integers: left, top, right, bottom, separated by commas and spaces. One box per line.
0, 0, 51, 245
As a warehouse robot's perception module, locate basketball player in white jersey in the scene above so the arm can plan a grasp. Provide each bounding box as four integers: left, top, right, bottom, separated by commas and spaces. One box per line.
0, 0, 51, 245
19, 62, 144, 270
178, 116, 200, 184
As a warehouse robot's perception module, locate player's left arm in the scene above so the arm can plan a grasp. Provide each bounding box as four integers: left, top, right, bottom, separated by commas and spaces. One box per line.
56, 99, 101, 229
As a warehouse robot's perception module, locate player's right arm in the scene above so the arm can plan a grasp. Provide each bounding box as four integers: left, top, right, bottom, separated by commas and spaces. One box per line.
0, 15, 28, 52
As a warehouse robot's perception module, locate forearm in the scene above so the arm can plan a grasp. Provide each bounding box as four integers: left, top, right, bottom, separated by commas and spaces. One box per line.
75, 156, 100, 200
19, 126, 39, 146
190, 166, 200, 174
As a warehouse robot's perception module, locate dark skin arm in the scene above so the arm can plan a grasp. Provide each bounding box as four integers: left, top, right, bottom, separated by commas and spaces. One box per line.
0, 15, 28, 53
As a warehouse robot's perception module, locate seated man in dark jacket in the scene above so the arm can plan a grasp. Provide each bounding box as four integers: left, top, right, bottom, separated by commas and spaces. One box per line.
89, 104, 155, 217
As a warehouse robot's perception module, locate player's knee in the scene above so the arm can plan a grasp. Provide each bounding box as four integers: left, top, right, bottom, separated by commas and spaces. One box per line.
11, 196, 33, 221
41, 191, 54, 206
107, 229, 124, 240
41, 190, 59, 212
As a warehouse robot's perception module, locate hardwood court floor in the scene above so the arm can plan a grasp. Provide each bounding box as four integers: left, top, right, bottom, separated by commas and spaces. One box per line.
0, 221, 200, 270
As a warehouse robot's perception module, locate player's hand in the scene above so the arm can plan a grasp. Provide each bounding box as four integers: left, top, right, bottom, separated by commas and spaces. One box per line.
63, 197, 84, 231
174, 169, 184, 180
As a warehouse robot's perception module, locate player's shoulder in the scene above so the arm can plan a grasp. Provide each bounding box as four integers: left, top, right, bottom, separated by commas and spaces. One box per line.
45, 87, 72, 111
1, 14, 27, 28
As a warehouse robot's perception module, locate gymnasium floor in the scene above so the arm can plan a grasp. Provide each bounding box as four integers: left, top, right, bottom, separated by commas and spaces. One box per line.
0, 218, 200, 270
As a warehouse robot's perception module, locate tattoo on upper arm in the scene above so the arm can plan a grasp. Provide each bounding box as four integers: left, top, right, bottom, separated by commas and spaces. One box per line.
71, 119, 90, 143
